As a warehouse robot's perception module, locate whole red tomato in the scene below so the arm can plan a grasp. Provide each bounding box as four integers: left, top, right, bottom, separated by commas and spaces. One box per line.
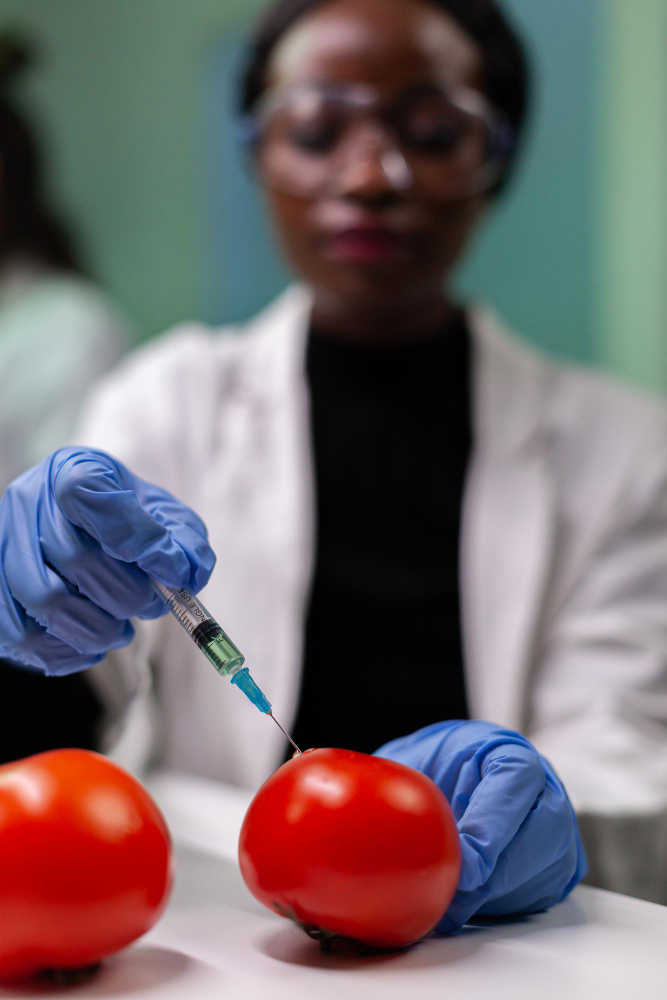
0, 748, 173, 982
238, 748, 460, 950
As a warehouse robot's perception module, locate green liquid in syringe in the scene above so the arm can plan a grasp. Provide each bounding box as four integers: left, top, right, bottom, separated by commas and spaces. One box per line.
192, 621, 245, 677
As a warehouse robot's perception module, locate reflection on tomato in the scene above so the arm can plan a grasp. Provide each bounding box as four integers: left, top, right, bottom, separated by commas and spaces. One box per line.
0, 749, 173, 982
239, 748, 460, 950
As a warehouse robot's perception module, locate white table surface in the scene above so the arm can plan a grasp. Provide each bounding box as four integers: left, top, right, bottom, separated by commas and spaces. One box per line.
3, 771, 667, 999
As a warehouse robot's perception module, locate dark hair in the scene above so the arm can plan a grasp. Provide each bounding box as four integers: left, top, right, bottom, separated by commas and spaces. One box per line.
0, 33, 82, 272
239, 0, 530, 193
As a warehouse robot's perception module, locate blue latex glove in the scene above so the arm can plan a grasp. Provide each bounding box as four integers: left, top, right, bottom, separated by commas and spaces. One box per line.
375, 720, 587, 932
0, 447, 215, 675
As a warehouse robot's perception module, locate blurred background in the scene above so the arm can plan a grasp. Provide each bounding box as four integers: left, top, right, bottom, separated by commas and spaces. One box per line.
0, 0, 665, 385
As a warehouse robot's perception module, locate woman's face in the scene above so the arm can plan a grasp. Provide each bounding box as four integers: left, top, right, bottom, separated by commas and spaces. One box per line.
257, 0, 489, 324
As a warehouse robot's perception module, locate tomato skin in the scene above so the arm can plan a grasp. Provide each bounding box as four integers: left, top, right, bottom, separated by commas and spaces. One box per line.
238, 748, 461, 949
0, 749, 173, 982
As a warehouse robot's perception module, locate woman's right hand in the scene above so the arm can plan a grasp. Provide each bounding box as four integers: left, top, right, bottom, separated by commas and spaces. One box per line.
0, 448, 216, 675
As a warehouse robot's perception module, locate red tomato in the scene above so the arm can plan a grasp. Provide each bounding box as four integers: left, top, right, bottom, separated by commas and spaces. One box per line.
238, 748, 460, 950
0, 749, 173, 982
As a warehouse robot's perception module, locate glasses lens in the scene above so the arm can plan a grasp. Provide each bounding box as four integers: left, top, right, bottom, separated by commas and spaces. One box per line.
256, 88, 346, 196
398, 89, 471, 154
267, 91, 342, 153
252, 83, 507, 200
394, 87, 497, 198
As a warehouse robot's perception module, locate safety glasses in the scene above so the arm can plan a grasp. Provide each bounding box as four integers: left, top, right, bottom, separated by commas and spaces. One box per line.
240, 79, 514, 201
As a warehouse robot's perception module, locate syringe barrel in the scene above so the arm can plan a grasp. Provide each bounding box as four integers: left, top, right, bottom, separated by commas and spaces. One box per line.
153, 582, 245, 677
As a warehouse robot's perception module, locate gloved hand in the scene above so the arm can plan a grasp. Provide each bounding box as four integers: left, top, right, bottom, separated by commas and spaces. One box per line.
0, 447, 215, 675
375, 720, 587, 932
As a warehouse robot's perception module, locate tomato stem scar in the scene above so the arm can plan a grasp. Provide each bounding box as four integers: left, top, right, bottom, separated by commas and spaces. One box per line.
272, 902, 421, 955
40, 962, 103, 984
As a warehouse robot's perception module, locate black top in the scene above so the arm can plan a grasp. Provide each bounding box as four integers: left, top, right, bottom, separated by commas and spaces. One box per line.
288, 310, 473, 757
0, 658, 103, 765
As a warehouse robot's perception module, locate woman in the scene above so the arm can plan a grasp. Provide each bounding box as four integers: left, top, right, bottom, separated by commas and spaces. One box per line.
2, 0, 667, 925
0, 33, 130, 492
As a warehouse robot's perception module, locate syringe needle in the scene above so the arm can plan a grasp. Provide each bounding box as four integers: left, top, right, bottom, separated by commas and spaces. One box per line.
151, 582, 303, 755
269, 711, 302, 754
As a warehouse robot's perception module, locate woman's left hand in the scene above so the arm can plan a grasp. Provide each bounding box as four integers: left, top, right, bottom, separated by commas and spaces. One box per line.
375, 720, 587, 932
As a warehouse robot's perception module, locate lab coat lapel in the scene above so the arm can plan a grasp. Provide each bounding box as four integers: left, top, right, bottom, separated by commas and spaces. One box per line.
462, 310, 556, 730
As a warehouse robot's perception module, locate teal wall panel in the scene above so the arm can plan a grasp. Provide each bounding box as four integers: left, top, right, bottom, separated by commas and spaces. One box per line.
458, 0, 598, 363
204, 28, 290, 328
593, 0, 667, 390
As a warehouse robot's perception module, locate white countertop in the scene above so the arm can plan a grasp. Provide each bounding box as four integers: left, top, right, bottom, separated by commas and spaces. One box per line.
3, 771, 667, 999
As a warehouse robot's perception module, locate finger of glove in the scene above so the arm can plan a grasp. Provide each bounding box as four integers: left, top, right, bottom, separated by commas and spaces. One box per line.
1, 461, 158, 649
439, 812, 582, 932
464, 773, 580, 904
375, 722, 536, 809
132, 483, 216, 592
55, 459, 214, 591
136, 596, 170, 620
473, 832, 582, 917
374, 720, 472, 801
0, 599, 132, 676
18, 623, 124, 675
455, 743, 547, 893
55, 464, 196, 587
5, 555, 135, 657
38, 513, 167, 620
144, 505, 216, 592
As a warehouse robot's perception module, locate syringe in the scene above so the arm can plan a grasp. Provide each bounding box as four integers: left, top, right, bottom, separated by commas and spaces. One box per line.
152, 580, 300, 753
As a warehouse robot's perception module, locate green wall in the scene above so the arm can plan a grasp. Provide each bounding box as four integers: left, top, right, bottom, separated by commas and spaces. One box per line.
593, 0, 667, 391
460, 0, 598, 363
0, 0, 265, 337
1, 0, 665, 388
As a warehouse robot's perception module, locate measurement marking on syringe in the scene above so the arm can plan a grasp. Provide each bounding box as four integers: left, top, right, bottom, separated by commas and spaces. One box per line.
170, 603, 196, 634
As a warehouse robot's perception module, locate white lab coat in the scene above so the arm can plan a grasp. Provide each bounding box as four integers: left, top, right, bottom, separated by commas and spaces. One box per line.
77, 286, 667, 903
